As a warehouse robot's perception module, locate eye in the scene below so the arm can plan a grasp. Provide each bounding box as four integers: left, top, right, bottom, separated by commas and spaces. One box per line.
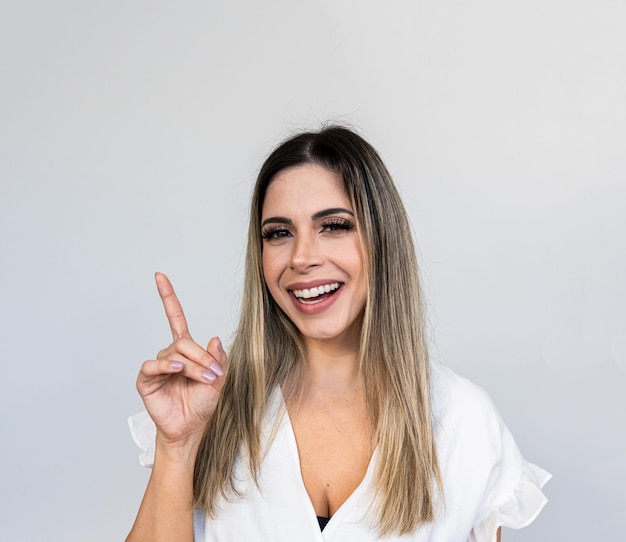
261, 226, 292, 241
321, 218, 354, 233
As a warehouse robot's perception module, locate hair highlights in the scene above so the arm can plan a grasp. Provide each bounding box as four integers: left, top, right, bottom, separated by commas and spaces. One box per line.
193, 125, 441, 536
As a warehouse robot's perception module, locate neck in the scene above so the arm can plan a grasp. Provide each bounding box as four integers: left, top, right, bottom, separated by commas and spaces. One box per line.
302, 338, 362, 394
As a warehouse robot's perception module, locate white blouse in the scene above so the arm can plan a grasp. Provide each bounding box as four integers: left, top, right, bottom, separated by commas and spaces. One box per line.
129, 362, 550, 541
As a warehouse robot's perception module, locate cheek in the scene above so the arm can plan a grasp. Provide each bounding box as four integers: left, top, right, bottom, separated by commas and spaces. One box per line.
262, 249, 282, 288
262, 252, 290, 311
262, 253, 272, 288
343, 241, 365, 276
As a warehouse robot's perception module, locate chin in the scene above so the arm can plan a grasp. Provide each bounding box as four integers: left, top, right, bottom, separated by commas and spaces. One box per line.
297, 321, 361, 347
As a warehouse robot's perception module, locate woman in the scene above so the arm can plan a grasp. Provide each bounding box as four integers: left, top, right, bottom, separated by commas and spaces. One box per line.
127, 126, 550, 541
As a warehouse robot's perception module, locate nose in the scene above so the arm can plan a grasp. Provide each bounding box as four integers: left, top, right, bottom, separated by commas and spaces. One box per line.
289, 232, 323, 272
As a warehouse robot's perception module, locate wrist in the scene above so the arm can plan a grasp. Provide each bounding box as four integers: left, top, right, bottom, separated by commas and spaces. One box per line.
155, 432, 202, 464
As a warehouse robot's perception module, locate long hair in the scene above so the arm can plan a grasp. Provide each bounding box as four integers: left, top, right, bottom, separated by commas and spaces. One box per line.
193, 125, 442, 536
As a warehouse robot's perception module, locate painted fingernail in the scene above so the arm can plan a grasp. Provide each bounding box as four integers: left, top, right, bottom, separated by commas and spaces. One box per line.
202, 370, 216, 383
216, 337, 223, 352
210, 362, 223, 377
170, 361, 183, 370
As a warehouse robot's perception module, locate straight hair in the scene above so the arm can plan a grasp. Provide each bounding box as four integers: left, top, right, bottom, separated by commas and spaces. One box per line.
193, 125, 442, 536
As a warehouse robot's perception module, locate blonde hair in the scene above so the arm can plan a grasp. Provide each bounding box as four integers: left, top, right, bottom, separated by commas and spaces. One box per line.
193, 125, 442, 536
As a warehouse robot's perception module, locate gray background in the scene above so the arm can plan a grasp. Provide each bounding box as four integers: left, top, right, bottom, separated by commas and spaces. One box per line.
1, 1, 624, 540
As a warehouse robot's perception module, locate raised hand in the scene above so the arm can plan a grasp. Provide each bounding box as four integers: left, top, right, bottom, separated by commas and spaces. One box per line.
136, 273, 227, 448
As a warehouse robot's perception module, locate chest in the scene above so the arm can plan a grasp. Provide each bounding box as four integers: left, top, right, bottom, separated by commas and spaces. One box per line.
288, 398, 373, 517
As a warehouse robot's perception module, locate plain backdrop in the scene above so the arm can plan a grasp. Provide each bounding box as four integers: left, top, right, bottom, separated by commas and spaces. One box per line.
1, 1, 624, 540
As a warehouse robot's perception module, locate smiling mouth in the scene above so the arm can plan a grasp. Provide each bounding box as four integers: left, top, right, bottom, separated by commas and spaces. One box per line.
291, 282, 341, 304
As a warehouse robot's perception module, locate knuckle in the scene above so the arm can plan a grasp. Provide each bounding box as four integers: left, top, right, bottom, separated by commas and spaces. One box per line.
156, 344, 175, 358
177, 336, 193, 348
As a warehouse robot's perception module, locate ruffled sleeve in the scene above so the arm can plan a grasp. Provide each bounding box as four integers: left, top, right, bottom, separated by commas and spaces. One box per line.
430, 362, 551, 542
470, 460, 551, 542
128, 411, 156, 468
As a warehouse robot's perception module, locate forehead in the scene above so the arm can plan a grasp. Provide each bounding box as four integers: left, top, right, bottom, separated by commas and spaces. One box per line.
261, 164, 350, 217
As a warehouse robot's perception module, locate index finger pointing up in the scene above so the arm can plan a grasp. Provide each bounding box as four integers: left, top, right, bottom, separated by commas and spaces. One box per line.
155, 272, 191, 340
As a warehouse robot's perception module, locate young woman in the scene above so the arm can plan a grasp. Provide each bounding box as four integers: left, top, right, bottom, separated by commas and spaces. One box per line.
127, 126, 550, 541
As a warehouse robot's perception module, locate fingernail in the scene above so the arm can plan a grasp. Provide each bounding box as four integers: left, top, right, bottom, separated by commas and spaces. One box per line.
202, 370, 216, 383
170, 361, 183, 370
216, 337, 223, 352
210, 362, 223, 377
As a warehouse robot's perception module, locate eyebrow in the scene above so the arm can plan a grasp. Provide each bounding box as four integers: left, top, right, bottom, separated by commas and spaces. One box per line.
261, 207, 354, 227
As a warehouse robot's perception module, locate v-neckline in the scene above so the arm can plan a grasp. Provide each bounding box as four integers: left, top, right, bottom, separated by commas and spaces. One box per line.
276, 388, 379, 538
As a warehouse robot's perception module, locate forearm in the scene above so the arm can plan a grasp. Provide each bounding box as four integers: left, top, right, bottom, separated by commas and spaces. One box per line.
127, 439, 199, 542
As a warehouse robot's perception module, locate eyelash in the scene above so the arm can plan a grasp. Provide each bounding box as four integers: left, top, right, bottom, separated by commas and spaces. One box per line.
261, 226, 290, 240
261, 218, 354, 240
321, 218, 354, 233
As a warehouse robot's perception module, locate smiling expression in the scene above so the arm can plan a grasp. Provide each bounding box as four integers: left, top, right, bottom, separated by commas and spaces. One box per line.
261, 163, 367, 350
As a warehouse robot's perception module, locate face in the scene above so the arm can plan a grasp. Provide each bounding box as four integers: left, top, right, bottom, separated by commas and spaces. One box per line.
261, 163, 367, 350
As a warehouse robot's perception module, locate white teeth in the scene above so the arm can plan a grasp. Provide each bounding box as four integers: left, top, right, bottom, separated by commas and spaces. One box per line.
293, 282, 340, 299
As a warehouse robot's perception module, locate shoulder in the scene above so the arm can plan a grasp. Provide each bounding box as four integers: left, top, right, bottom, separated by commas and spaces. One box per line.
429, 361, 512, 464
430, 361, 501, 425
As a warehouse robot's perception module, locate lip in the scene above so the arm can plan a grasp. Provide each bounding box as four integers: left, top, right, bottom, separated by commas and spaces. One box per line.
285, 280, 344, 316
